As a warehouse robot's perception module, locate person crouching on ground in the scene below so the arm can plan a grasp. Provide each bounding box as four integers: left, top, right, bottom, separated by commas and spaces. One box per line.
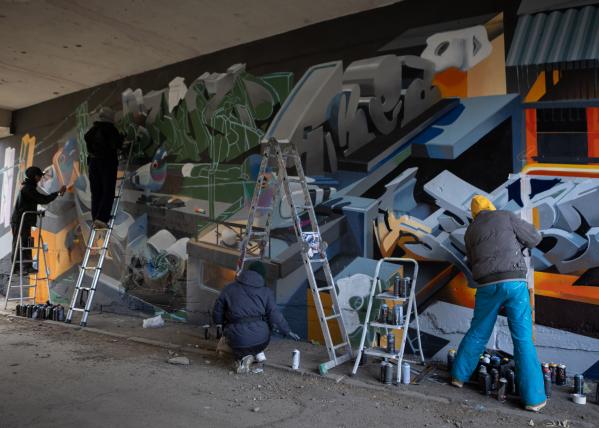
212, 261, 300, 373
11, 166, 66, 274
84, 106, 124, 229
451, 195, 546, 412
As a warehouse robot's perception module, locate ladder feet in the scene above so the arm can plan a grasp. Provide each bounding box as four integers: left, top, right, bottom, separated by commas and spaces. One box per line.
64, 319, 72, 324
80, 321, 87, 327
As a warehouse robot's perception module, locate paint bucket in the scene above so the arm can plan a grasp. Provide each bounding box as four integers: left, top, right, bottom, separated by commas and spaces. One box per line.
497, 378, 507, 402
447, 349, 457, 372
572, 393, 586, 405
557, 364, 567, 386
401, 362, 410, 385
291, 349, 300, 370
544, 372, 552, 398
574, 374, 584, 395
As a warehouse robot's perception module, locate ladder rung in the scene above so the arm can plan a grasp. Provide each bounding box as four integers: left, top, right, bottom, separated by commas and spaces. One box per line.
19, 247, 40, 251
77, 287, 92, 291
254, 206, 273, 211
87, 246, 107, 251
324, 314, 341, 321
250, 231, 267, 237
333, 342, 349, 350
310, 259, 325, 263
7, 297, 35, 301
9, 284, 36, 288
317, 286, 333, 291
70, 307, 85, 312
80, 266, 99, 270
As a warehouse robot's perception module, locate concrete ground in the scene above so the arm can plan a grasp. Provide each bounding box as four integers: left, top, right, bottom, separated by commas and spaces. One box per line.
0, 312, 598, 428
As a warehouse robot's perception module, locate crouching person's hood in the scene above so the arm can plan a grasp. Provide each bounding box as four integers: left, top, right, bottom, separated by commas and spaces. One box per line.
237, 270, 265, 288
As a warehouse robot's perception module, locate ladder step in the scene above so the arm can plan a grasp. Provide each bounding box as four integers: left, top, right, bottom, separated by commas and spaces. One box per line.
70, 307, 85, 312
317, 286, 333, 291
77, 287, 92, 291
310, 259, 325, 263
7, 297, 35, 301
254, 206, 273, 211
9, 284, 36, 288
324, 314, 341, 321
333, 342, 349, 350
80, 266, 100, 271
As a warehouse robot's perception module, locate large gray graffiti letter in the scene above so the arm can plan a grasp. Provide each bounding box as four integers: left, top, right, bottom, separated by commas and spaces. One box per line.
400, 56, 441, 126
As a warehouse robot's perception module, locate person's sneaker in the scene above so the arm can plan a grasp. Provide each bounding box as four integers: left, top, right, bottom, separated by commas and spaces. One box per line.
236, 355, 254, 374
93, 219, 109, 229
451, 378, 464, 388
525, 401, 546, 412
255, 352, 267, 363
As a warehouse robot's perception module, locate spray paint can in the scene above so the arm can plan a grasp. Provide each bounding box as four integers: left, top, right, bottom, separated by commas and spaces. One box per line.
482, 356, 491, 369
393, 304, 403, 325
379, 304, 389, 323
550, 363, 558, 383
376, 332, 381, 348
291, 349, 300, 370
380, 362, 393, 384
447, 349, 457, 372
15, 305, 22, 317
56, 305, 65, 322
497, 378, 507, 402
26, 305, 33, 318
506, 369, 516, 395
574, 374, 584, 395
544, 372, 552, 398
393, 275, 401, 297
541, 362, 550, 378
402, 277, 411, 298
380, 362, 388, 383
401, 362, 411, 384
479, 367, 491, 395
490, 368, 499, 391
556, 364, 567, 386
490, 356, 501, 371
386, 333, 395, 354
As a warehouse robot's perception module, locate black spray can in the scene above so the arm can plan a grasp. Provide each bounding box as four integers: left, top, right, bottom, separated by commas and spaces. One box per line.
491, 368, 500, 391
15, 304, 22, 317
56, 305, 65, 322
380, 362, 393, 384
379, 304, 389, 324
376, 332, 381, 348
31, 306, 40, 320
386, 333, 395, 354
544, 372, 552, 398
506, 369, 517, 395
393, 275, 401, 297
26, 305, 33, 318
556, 364, 566, 386
549, 363, 557, 383
574, 374, 584, 395
497, 378, 507, 402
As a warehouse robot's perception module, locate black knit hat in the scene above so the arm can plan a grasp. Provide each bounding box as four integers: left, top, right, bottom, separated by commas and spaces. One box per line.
25, 166, 44, 180
248, 261, 266, 280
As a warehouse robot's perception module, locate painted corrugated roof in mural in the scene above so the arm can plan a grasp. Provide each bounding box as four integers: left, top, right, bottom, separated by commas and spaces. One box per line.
506, 4, 599, 66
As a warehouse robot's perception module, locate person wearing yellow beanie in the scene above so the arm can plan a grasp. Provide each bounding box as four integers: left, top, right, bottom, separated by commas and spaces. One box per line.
451, 194, 546, 412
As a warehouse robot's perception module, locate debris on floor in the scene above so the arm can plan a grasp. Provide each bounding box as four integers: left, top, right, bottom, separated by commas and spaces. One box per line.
167, 356, 190, 365
142, 315, 164, 328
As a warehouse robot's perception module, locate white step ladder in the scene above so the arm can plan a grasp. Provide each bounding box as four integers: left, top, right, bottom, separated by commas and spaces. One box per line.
352, 257, 425, 384
238, 137, 353, 375
65, 145, 133, 326
3, 211, 51, 308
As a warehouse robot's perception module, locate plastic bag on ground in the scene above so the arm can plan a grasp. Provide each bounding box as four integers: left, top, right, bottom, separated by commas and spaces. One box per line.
142, 314, 165, 328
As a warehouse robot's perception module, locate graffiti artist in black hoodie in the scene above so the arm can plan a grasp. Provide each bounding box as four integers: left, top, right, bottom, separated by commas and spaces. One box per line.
84, 107, 124, 229
11, 166, 66, 274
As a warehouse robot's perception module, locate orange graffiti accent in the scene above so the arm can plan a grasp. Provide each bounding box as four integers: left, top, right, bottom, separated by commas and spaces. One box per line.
534, 271, 599, 306
436, 272, 476, 309
552, 69, 560, 86
523, 163, 599, 178
532, 206, 541, 229
307, 290, 342, 344
433, 68, 467, 98
524, 71, 546, 103
525, 109, 537, 164
587, 107, 599, 159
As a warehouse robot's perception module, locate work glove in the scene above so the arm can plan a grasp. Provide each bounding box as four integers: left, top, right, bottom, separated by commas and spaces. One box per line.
288, 332, 300, 341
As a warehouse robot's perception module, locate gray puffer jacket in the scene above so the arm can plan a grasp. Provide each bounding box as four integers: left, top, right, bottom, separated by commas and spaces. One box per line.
464, 210, 541, 287
212, 270, 291, 349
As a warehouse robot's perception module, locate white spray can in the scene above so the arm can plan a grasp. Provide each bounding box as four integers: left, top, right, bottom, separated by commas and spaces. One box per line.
401, 362, 411, 384
292, 349, 300, 370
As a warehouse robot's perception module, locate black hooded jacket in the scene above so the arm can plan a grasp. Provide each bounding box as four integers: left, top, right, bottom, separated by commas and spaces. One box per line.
11, 179, 59, 228
212, 270, 291, 348
84, 121, 124, 162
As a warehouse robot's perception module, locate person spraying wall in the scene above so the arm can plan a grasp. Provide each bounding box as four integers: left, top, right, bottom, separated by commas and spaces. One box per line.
11, 166, 66, 274
84, 107, 124, 229
212, 262, 300, 374
451, 195, 546, 412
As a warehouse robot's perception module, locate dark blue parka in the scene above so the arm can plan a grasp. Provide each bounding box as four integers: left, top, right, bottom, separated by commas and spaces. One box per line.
212, 270, 290, 349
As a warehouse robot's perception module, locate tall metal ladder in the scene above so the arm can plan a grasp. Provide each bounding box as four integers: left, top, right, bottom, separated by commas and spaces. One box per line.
352, 257, 425, 384
238, 137, 353, 375
3, 211, 51, 309
65, 144, 133, 326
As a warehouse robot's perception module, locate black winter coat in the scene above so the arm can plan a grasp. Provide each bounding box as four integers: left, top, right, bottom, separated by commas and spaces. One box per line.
11, 179, 59, 228
84, 121, 124, 163
212, 270, 291, 349
465, 210, 542, 287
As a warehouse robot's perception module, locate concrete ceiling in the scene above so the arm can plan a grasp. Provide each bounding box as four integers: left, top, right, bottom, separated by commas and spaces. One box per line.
0, 0, 395, 110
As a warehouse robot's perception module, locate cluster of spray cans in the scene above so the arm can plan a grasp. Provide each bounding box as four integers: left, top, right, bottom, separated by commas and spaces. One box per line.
541, 362, 568, 398
15, 302, 65, 321
379, 360, 411, 385
467, 352, 517, 402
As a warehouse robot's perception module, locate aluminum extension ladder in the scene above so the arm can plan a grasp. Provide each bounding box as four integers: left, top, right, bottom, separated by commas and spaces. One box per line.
238, 137, 353, 375
65, 144, 133, 326
352, 257, 425, 384
3, 210, 51, 309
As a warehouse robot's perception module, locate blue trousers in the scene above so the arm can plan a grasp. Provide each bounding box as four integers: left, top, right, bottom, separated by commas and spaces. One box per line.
451, 281, 546, 406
